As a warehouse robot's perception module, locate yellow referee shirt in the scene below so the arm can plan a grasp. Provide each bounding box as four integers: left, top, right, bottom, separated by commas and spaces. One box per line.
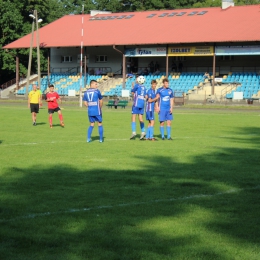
28, 90, 41, 104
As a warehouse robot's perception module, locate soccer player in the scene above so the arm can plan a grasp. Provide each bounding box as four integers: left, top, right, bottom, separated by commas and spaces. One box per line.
45, 84, 65, 128
145, 80, 158, 141
130, 76, 147, 140
28, 84, 41, 126
83, 80, 104, 143
156, 78, 174, 140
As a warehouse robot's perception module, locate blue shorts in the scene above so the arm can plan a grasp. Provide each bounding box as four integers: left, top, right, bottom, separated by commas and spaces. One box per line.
146, 111, 155, 121
89, 115, 102, 123
132, 106, 144, 115
159, 110, 173, 122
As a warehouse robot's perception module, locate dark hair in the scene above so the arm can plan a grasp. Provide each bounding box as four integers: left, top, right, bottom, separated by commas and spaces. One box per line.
90, 80, 97, 85
151, 80, 157, 84
162, 78, 169, 83
49, 84, 54, 88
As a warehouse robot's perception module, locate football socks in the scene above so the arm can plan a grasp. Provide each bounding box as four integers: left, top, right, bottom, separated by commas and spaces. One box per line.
160, 126, 164, 138
131, 122, 136, 133
98, 125, 103, 141
167, 126, 171, 139
87, 126, 94, 140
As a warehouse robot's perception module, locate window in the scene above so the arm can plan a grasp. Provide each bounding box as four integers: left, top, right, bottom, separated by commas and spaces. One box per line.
96, 55, 107, 63
172, 57, 186, 61
61, 56, 72, 63
219, 55, 234, 61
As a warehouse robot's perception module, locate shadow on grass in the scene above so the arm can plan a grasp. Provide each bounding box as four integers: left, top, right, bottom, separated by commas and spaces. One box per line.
0, 127, 260, 259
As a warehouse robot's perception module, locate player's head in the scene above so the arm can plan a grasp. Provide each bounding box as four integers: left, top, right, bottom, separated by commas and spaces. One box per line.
162, 78, 169, 88
32, 84, 37, 91
90, 80, 98, 89
49, 84, 55, 92
151, 80, 157, 89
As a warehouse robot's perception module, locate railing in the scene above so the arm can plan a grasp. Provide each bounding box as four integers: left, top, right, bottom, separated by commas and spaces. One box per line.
51, 66, 113, 75
1, 78, 17, 90
220, 82, 240, 99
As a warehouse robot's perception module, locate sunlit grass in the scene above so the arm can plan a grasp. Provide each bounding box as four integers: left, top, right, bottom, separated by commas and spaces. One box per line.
0, 104, 260, 259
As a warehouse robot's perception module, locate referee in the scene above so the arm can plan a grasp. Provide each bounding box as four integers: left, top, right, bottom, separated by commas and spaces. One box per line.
28, 84, 41, 126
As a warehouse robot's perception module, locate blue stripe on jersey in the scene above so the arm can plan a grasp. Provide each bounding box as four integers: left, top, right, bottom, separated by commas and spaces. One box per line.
146, 88, 156, 112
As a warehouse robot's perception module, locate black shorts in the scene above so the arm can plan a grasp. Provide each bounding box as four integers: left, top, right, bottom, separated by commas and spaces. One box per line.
30, 103, 39, 113
48, 107, 61, 114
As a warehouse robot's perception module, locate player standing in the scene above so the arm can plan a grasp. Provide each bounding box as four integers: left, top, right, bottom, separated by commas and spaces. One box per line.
156, 78, 174, 140
83, 80, 104, 143
28, 84, 41, 126
145, 79, 158, 141
130, 76, 147, 140
45, 85, 65, 128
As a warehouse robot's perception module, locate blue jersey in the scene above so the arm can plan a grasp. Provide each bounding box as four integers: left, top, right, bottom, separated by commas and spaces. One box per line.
83, 88, 103, 116
156, 87, 174, 110
146, 88, 156, 112
132, 84, 146, 109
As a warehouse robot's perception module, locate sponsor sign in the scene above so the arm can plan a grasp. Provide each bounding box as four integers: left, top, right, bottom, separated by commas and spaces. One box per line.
215, 46, 260, 55
125, 47, 166, 57
168, 46, 214, 56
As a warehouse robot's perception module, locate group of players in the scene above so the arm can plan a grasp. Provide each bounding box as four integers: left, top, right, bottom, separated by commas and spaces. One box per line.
83, 76, 174, 142
28, 84, 65, 128
28, 76, 174, 142
130, 76, 174, 141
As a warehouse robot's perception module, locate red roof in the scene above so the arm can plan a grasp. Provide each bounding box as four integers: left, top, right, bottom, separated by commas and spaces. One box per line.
3, 5, 260, 49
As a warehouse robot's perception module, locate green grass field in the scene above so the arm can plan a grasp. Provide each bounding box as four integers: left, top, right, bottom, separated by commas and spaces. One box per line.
0, 102, 260, 260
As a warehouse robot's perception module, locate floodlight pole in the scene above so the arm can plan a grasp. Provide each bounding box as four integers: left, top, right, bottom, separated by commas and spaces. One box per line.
166, 44, 169, 78
212, 47, 216, 96
79, 5, 84, 107
35, 10, 41, 90
26, 10, 36, 97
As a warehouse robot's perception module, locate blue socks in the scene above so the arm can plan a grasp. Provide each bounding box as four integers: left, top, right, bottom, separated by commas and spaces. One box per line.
167, 126, 171, 139
150, 126, 154, 138
87, 126, 94, 141
131, 122, 136, 133
146, 127, 151, 139
98, 125, 103, 141
160, 126, 164, 138
140, 122, 145, 132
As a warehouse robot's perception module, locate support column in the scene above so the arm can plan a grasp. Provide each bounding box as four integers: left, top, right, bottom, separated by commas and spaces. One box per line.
166, 45, 169, 78
212, 49, 216, 95
16, 56, 19, 90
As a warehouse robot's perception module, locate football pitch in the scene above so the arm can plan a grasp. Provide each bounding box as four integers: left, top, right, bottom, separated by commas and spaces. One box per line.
0, 103, 260, 260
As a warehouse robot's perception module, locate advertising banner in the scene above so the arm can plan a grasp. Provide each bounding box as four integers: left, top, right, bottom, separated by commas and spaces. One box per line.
215, 46, 260, 55
168, 46, 214, 56
125, 47, 166, 57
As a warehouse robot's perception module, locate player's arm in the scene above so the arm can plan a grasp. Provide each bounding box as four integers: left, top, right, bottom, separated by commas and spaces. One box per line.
38, 93, 41, 105
155, 93, 160, 112
149, 95, 159, 103
45, 94, 51, 102
170, 97, 174, 114
84, 101, 88, 107
28, 94, 30, 108
99, 99, 103, 108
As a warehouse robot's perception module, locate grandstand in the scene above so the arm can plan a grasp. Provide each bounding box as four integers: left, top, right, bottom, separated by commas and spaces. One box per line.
13, 71, 260, 103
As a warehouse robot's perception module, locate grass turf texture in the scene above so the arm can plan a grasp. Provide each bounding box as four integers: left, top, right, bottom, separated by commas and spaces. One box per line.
0, 103, 260, 260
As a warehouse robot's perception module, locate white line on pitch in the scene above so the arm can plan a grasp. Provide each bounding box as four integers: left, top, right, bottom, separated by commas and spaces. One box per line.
0, 135, 255, 147
1, 186, 259, 223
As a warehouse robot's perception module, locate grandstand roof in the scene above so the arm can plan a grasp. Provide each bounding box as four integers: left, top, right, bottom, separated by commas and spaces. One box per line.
3, 5, 260, 49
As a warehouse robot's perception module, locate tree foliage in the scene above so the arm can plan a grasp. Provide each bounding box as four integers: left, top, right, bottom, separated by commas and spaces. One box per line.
0, 0, 259, 84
